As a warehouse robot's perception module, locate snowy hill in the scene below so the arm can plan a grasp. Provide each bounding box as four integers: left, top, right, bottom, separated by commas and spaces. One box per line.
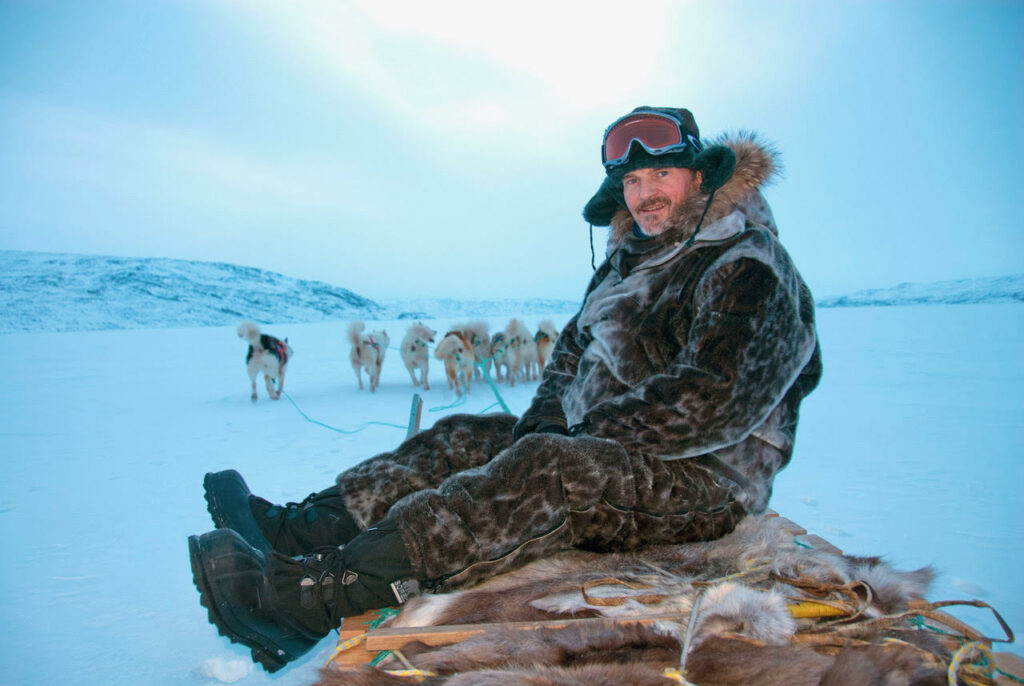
0, 251, 581, 334
2, 250, 1020, 334
817, 273, 1024, 307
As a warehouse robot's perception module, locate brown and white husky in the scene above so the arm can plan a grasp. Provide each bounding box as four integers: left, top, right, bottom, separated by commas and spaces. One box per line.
236, 321, 293, 402
434, 330, 475, 396
461, 320, 491, 380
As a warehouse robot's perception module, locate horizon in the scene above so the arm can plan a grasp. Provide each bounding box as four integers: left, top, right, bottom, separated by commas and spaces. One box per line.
4, 245, 1023, 303
2, 247, 1022, 336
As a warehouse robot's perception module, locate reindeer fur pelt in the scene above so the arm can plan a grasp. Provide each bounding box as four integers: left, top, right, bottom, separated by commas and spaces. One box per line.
317, 517, 953, 685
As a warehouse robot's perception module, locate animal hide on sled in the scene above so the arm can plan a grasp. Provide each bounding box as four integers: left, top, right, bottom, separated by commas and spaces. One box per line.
316, 516, 981, 686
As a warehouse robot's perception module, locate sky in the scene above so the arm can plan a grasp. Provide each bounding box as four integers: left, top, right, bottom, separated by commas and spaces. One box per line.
1, 0, 1022, 301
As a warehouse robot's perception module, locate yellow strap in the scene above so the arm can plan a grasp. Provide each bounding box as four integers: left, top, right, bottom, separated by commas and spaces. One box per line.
662, 667, 698, 685
323, 631, 368, 667
787, 600, 853, 619
383, 668, 438, 680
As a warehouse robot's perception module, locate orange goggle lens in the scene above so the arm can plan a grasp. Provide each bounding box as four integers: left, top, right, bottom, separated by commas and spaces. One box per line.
601, 112, 697, 169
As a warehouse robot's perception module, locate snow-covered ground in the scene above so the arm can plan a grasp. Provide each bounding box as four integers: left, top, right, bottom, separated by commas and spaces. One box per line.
1, 303, 1021, 685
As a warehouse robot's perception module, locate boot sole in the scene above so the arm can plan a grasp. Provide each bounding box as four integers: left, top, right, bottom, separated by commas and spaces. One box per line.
203, 470, 273, 553
188, 532, 290, 673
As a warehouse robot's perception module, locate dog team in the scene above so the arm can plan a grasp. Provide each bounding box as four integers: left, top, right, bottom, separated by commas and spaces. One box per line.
237, 318, 558, 401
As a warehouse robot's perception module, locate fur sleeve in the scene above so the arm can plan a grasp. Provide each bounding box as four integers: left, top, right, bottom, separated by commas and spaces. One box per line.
513, 312, 584, 439
576, 252, 817, 457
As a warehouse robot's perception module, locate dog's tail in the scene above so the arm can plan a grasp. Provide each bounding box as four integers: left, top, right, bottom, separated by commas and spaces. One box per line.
347, 320, 365, 347
237, 320, 261, 344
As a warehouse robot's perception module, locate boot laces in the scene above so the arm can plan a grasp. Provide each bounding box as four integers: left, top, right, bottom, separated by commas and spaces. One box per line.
297, 546, 357, 615
282, 491, 322, 511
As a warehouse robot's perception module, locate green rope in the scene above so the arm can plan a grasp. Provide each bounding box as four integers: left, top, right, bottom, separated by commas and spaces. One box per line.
281, 390, 407, 434
428, 392, 468, 412
361, 607, 402, 667
908, 615, 1024, 683
475, 360, 512, 414
997, 667, 1024, 684
281, 328, 516, 435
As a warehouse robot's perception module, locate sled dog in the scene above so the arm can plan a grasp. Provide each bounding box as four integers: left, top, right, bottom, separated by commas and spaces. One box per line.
505, 318, 538, 384
237, 321, 293, 402
400, 322, 436, 390
348, 321, 389, 392
535, 318, 559, 372
434, 330, 475, 396
461, 320, 491, 380
489, 331, 513, 383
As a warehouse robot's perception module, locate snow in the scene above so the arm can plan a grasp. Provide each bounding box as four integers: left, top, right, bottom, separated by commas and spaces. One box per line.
817, 273, 1024, 307
1, 300, 1021, 684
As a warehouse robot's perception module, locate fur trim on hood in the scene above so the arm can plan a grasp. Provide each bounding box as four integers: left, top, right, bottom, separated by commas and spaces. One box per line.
606, 133, 781, 247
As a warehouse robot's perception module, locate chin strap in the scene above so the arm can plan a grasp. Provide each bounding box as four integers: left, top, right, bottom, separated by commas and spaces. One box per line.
683, 188, 717, 248
588, 224, 596, 271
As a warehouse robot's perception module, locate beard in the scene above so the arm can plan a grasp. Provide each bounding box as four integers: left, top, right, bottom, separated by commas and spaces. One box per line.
651, 189, 706, 239
633, 195, 674, 235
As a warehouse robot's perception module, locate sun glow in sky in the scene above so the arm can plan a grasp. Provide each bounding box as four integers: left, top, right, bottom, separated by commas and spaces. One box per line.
1, 0, 1021, 300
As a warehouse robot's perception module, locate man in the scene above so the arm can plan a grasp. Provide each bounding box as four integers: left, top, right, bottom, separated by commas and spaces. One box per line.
188, 106, 822, 672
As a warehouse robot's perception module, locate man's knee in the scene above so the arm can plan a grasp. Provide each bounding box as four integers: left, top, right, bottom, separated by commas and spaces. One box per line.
508, 433, 632, 509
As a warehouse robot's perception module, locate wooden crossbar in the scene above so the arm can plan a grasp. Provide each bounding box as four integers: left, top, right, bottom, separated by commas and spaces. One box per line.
365, 613, 688, 651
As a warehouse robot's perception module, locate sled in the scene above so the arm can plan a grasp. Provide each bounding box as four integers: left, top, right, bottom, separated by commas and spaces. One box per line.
320, 510, 1022, 685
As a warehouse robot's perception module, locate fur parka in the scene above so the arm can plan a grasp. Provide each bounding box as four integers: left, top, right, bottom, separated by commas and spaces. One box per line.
515, 134, 822, 513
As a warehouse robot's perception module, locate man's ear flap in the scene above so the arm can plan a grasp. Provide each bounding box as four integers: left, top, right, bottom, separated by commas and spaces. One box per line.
582, 175, 624, 227
693, 145, 736, 193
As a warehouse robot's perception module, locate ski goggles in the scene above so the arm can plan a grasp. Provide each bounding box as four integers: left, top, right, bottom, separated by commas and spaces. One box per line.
601, 110, 704, 170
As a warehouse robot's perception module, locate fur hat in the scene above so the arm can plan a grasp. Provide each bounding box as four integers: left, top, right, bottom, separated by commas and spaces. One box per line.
583, 106, 737, 227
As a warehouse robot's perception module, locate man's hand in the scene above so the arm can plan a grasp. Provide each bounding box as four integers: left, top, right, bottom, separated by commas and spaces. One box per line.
513, 416, 569, 440
534, 421, 569, 436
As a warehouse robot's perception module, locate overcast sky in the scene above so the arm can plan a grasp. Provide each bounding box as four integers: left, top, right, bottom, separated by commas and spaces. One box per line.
1, 1, 1021, 301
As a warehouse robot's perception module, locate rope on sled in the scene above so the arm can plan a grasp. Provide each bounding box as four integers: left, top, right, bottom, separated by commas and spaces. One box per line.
947, 640, 996, 686
996, 666, 1024, 685
324, 607, 400, 668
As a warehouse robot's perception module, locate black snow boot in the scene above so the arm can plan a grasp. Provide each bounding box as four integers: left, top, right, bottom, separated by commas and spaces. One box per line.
188, 521, 416, 673
204, 469, 360, 556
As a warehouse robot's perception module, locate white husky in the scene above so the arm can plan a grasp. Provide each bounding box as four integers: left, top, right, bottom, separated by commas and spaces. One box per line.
348, 320, 389, 392
505, 318, 538, 384
535, 318, 559, 372
400, 322, 436, 390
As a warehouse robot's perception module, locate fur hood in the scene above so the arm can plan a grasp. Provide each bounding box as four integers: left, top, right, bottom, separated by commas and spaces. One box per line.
607, 133, 780, 248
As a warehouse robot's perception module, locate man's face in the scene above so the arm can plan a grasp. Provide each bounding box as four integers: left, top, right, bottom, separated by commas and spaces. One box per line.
622, 167, 696, 236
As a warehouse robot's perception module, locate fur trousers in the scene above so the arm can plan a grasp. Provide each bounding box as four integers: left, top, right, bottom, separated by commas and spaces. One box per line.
334, 414, 746, 590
